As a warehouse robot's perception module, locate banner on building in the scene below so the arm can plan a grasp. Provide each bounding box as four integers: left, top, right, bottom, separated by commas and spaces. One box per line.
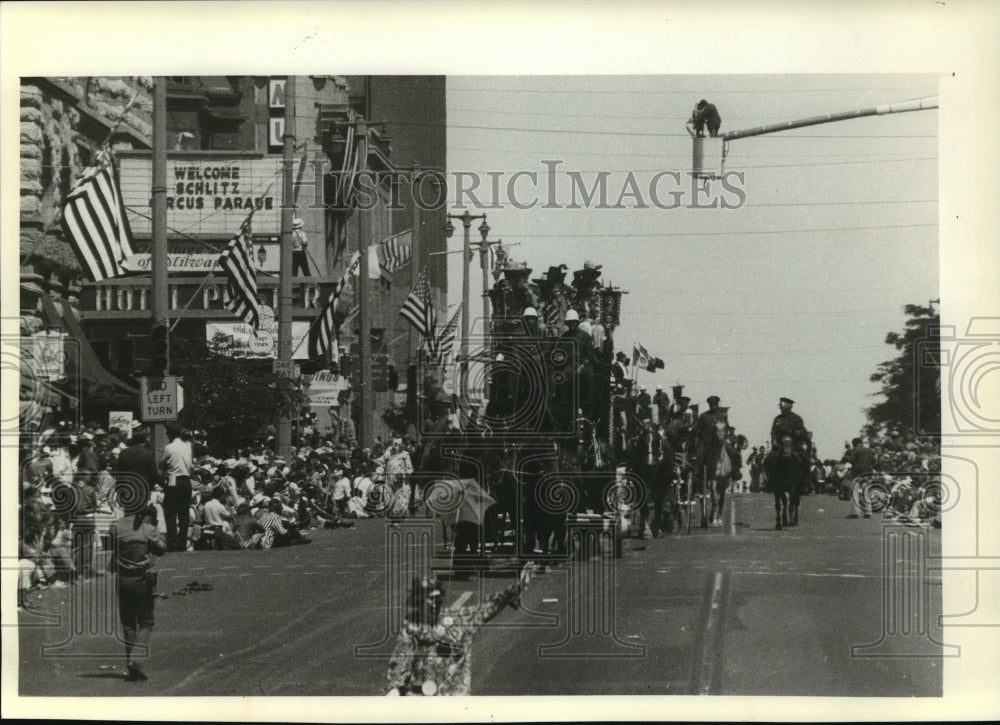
305, 369, 352, 407
206, 320, 310, 360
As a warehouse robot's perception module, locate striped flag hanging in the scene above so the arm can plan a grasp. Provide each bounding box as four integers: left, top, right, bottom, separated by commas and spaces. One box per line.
60, 147, 136, 282
427, 307, 461, 364
308, 252, 360, 359
219, 210, 261, 329
380, 229, 412, 274
399, 271, 435, 340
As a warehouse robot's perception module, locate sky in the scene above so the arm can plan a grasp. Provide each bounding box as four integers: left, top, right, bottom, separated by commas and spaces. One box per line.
445, 74, 939, 459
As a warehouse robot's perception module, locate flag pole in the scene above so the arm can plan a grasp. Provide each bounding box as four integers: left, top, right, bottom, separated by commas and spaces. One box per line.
357, 116, 372, 448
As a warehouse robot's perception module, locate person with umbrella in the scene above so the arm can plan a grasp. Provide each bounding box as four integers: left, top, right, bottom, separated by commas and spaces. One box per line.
426, 478, 498, 578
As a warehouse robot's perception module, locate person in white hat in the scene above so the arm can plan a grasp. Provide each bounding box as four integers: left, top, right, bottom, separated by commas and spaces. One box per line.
291, 217, 310, 277
521, 306, 542, 338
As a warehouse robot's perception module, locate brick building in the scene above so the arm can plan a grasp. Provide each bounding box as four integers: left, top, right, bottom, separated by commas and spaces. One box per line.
18, 76, 447, 446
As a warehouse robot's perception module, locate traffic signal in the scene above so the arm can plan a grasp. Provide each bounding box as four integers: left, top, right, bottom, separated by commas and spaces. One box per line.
149, 323, 169, 376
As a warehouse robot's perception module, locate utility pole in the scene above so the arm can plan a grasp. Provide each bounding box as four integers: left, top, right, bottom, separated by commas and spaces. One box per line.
356, 118, 371, 448
475, 226, 501, 344
409, 163, 421, 359
277, 75, 296, 459
151, 77, 168, 460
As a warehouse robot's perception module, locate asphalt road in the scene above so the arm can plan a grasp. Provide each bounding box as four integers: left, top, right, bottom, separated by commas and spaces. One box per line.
16, 492, 942, 697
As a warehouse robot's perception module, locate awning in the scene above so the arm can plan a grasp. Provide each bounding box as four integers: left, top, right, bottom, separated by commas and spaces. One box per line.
38, 294, 138, 408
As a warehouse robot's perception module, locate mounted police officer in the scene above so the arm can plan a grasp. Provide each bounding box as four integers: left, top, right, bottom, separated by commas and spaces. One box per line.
695, 396, 742, 483
766, 397, 810, 476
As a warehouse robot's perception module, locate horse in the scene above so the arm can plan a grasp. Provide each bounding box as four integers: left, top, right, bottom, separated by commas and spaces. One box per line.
766, 436, 809, 530
701, 419, 732, 528
626, 425, 675, 537
576, 416, 617, 515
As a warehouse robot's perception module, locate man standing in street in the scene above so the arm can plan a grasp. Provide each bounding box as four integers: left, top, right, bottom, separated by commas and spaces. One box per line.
115, 426, 160, 510
842, 437, 876, 519
111, 503, 166, 681
159, 424, 194, 552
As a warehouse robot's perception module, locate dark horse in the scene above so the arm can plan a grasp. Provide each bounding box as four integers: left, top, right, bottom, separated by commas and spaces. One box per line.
766, 435, 809, 530
627, 426, 674, 537
576, 416, 617, 515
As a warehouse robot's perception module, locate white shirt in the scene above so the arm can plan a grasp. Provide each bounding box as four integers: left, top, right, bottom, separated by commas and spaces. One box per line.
160, 438, 193, 486
354, 475, 373, 500
203, 499, 231, 528
332, 476, 352, 502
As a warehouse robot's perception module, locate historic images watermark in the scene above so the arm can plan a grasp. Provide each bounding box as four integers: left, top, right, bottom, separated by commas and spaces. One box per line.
285, 160, 747, 213
2, 322, 80, 448
852, 316, 1000, 658
914, 317, 1000, 438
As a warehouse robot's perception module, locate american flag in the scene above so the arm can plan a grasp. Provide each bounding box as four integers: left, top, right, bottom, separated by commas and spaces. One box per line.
427, 307, 460, 364
308, 252, 360, 359
379, 229, 412, 274
219, 210, 261, 329
399, 271, 435, 340
60, 147, 135, 282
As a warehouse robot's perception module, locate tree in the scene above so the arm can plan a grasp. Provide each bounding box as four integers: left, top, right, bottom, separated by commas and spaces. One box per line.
865, 303, 940, 438
169, 336, 304, 456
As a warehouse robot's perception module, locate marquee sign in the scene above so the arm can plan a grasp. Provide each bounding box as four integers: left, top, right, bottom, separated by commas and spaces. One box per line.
119, 155, 300, 237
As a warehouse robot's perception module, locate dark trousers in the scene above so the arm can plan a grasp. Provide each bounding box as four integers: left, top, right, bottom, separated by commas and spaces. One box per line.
163, 477, 192, 550
71, 519, 96, 577
118, 574, 154, 659
292, 251, 310, 276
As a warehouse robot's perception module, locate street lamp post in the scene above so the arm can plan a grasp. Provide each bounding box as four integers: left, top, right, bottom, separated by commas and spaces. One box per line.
443, 210, 488, 368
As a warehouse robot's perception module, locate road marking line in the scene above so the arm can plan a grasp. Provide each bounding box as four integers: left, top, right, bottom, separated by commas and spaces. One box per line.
542, 598, 559, 603
694, 572, 724, 696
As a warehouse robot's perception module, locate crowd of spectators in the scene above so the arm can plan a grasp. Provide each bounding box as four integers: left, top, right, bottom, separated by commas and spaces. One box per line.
829, 431, 942, 526
17, 413, 428, 607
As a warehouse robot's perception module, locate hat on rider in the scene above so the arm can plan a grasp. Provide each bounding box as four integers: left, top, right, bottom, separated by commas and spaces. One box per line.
780, 397, 795, 405
523, 307, 538, 318
672, 384, 684, 398
707, 395, 720, 406
656, 384, 663, 390
564, 309, 580, 323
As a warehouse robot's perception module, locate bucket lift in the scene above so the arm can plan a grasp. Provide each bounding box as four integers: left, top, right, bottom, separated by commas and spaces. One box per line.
690, 96, 939, 182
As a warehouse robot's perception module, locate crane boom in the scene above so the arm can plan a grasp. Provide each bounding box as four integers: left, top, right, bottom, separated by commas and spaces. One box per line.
720, 96, 938, 142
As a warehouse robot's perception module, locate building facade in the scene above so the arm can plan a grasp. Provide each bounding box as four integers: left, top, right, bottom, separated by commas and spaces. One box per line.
19, 75, 447, 446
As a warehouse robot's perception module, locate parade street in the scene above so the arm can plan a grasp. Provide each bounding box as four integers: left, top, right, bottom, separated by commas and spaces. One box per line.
17, 492, 942, 697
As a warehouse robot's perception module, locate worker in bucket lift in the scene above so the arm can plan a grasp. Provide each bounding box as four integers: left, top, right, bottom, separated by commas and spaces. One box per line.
687, 100, 721, 138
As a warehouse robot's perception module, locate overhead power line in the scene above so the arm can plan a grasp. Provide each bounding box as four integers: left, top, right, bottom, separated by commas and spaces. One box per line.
510, 223, 935, 238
